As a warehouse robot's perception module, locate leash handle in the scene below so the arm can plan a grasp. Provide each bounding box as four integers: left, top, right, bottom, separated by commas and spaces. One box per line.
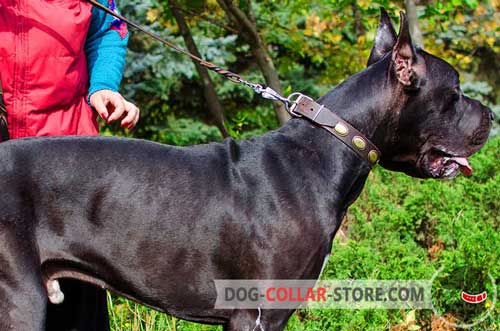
86, 0, 290, 108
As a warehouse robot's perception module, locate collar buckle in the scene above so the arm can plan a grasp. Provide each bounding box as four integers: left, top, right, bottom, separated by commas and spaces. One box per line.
286, 93, 311, 117
288, 95, 381, 167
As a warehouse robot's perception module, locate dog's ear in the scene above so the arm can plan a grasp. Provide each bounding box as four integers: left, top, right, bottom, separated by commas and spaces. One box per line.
392, 12, 417, 86
367, 8, 397, 66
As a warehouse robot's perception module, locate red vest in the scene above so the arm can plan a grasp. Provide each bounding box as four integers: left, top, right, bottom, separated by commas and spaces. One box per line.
0, 0, 98, 139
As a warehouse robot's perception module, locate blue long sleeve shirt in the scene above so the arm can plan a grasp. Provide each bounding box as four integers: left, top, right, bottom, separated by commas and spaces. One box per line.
85, 0, 129, 98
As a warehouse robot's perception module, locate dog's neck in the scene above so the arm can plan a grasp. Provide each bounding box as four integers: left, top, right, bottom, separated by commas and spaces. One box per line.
317, 56, 402, 155
274, 59, 401, 233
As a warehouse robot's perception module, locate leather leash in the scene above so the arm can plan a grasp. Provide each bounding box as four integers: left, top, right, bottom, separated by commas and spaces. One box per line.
87, 0, 286, 104
87, 0, 380, 166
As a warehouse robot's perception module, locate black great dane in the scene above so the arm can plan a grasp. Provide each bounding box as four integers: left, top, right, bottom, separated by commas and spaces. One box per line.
0, 10, 493, 331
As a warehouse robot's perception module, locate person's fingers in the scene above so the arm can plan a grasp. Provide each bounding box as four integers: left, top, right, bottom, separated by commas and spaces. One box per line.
121, 101, 140, 128
132, 105, 140, 127
90, 93, 109, 121
91, 91, 138, 129
106, 93, 126, 123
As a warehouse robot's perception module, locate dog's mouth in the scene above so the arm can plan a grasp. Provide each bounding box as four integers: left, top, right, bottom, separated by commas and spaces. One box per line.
421, 148, 473, 179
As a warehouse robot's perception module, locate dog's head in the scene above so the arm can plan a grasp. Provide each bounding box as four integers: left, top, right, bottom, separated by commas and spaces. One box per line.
368, 9, 492, 179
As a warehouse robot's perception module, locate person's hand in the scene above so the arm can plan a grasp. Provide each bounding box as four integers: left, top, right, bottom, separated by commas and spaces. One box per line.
90, 90, 140, 129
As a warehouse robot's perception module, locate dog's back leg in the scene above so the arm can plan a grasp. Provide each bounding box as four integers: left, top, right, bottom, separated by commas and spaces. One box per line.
224, 309, 291, 331
0, 230, 46, 330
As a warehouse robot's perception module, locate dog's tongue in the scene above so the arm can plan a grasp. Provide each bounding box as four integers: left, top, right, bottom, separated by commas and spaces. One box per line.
451, 157, 473, 177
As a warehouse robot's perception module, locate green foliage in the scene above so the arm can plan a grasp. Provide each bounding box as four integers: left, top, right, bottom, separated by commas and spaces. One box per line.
148, 116, 222, 145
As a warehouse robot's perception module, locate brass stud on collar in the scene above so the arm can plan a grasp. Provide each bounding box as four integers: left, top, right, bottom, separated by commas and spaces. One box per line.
352, 136, 366, 150
368, 150, 379, 164
334, 122, 349, 136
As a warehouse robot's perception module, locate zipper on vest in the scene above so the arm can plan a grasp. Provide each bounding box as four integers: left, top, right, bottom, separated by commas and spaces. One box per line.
13, 0, 28, 137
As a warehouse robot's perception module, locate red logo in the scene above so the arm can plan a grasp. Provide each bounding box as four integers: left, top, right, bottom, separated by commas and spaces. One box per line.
461, 291, 487, 304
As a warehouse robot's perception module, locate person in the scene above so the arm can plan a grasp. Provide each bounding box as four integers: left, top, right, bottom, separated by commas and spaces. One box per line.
0, 0, 139, 140
0, 0, 138, 329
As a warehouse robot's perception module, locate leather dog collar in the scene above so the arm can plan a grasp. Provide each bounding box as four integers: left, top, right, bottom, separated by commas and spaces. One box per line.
289, 95, 380, 167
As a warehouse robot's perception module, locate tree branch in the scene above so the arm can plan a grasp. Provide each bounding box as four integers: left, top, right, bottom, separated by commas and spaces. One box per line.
217, 0, 290, 124
168, 0, 229, 137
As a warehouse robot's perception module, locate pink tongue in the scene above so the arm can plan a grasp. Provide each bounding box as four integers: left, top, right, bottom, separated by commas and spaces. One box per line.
451, 157, 473, 177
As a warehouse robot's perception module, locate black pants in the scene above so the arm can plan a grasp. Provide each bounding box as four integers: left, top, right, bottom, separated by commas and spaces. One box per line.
46, 280, 110, 331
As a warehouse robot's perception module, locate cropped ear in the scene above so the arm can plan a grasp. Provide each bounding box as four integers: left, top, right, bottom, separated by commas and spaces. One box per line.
367, 8, 397, 66
392, 12, 417, 86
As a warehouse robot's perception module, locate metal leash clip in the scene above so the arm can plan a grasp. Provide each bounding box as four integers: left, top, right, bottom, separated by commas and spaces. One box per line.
235, 77, 315, 119
241, 81, 291, 106
260, 87, 290, 105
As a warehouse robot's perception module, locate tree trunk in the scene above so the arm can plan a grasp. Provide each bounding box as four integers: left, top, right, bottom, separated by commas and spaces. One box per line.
405, 0, 423, 47
168, 0, 230, 138
217, 0, 290, 125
